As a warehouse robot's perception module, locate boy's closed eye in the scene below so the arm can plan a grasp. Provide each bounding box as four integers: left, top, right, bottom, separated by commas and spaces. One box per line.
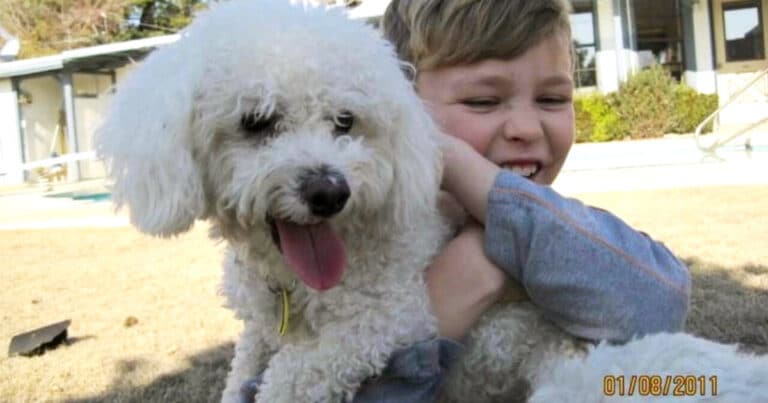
461, 97, 501, 110
537, 95, 572, 109
460, 95, 571, 110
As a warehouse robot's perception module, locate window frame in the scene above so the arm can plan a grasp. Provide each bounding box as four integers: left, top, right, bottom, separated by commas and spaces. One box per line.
713, 0, 768, 73
571, 0, 599, 88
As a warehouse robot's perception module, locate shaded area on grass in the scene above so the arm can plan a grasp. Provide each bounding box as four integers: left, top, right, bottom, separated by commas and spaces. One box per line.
65, 342, 234, 403
684, 257, 768, 354
61, 260, 768, 402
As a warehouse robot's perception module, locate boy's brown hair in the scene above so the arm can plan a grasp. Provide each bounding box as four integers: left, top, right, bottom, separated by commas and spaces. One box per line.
382, 0, 572, 71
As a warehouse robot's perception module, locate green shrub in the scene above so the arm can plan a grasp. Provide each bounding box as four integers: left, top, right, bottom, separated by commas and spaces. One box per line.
670, 84, 719, 134
573, 66, 719, 142
574, 94, 624, 142
573, 96, 592, 143
611, 66, 676, 139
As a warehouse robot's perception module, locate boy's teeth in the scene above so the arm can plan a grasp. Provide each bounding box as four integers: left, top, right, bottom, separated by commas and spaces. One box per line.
505, 164, 539, 178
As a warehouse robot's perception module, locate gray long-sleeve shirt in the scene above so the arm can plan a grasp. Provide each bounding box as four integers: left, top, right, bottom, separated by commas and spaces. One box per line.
484, 170, 690, 341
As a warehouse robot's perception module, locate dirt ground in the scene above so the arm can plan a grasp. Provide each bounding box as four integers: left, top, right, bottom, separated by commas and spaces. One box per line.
1, 185, 767, 402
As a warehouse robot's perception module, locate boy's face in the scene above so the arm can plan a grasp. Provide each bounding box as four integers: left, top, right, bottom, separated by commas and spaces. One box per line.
416, 34, 574, 185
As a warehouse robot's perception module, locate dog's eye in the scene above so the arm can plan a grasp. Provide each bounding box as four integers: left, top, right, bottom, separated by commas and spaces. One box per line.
240, 113, 276, 137
333, 111, 354, 134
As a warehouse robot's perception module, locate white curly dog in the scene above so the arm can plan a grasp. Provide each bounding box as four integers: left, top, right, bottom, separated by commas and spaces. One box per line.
96, 1, 768, 402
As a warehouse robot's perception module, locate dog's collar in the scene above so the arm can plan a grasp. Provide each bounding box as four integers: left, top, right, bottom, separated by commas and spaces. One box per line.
266, 277, 297, 295
266, 277, 297, 336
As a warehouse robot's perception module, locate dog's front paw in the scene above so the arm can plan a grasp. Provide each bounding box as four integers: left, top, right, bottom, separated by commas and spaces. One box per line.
256, 351, 352, 403
256, 372, 343, 403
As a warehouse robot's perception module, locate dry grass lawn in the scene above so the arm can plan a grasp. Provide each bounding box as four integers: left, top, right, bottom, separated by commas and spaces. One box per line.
1, 185, 767, 402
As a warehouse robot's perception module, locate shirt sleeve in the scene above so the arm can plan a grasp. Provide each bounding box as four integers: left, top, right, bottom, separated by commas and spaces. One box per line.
239, 338, 463, 403
484, 170, 691, 342
353, 338, 464, 403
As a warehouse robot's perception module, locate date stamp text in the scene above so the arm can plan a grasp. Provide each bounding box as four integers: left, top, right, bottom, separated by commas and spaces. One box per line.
603, 375, 718, 397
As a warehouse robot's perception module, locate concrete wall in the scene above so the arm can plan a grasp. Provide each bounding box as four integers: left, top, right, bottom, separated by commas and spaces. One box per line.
17, 75, 63, 163
595, 0, 621, 93
73, 72, 115, 179
0, 78, 23, 185
716, 71, 768, 126
594, 0, 639, 93
115, 63, 139, 82
683, 0, 717, 94
710, 0, 768, 129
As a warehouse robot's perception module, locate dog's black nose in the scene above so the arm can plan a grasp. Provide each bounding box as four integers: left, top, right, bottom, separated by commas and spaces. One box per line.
300, 170, 350, 218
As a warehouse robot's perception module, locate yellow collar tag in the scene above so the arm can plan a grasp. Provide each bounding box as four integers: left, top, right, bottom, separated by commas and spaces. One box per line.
277, 287, 291, 336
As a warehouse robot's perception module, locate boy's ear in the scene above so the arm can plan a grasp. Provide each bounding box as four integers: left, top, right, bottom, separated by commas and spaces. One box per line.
96, 42, 206, 237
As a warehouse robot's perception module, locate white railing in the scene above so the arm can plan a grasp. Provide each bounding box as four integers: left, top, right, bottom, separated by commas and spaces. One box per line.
0, 151, 96, 181
694, 67, 768, 153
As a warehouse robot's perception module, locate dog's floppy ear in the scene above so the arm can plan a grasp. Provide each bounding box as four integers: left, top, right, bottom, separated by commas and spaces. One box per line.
389, 93, 444, 226
96, 41, 206, 237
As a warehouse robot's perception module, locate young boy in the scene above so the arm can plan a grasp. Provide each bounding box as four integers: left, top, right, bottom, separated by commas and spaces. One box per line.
352, 0, 691, 401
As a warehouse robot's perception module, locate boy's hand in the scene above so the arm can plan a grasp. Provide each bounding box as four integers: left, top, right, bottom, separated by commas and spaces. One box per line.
426, 221, 527, 341
437, 191, 467, 229
439, 134, 500, 225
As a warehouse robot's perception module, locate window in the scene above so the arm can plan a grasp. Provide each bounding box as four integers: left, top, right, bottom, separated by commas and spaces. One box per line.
723, 0, 765, 62
633, 0, 686, 80
571, 0, 597, 88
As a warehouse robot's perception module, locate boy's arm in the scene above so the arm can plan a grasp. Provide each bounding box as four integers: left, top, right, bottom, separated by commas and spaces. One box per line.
443, 137, 690, 342
426, 220, 525, 340
484, 171, 690, 341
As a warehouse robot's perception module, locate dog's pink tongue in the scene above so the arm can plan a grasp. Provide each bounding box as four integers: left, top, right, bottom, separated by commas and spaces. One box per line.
275, 220, 346, 291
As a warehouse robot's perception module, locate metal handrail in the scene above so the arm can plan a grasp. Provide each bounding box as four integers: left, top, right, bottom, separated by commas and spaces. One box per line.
0, 151, 96, 175
694, 67, 768, 153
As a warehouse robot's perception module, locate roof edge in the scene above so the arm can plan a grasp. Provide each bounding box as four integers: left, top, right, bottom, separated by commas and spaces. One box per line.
0, 34, 180, 80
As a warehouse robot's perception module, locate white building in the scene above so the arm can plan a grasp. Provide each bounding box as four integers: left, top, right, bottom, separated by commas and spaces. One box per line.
572, 0, 766, 147
571, 0, 765, 95
0, 35, 179, 185
1, 0, 766, 185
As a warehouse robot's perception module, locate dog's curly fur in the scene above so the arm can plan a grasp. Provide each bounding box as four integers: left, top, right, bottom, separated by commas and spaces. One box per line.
98, 1, 445, 401
97, 1, 768, 402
